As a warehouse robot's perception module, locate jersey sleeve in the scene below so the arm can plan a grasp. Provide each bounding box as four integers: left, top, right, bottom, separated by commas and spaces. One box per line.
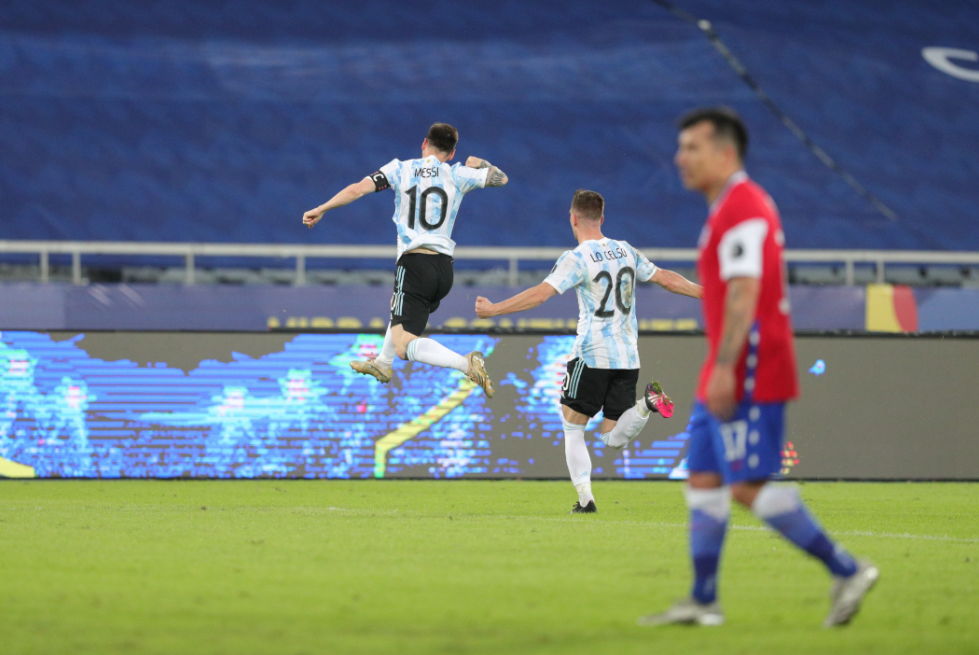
450, 163, 489, 193
717, 218, 769, 280
629, 244, 658, 282
543, 251, 585, 294
370, 159, 400, 192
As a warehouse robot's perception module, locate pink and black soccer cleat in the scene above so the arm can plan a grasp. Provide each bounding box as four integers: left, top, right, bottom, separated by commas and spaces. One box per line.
644, 381, 674, 418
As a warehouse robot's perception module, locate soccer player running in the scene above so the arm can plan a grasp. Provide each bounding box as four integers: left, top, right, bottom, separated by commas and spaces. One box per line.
640, 108, 878, 628
474, 190, 702, 513
303, 123, 505, 397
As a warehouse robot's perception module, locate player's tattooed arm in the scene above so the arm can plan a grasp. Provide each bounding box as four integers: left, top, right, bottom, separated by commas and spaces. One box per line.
485, 166, 508, 187
465, 156, 509, 187
706, 276, 761, 419
302, 177, 376, 229
465, 156, 490, 168
475, 283, 557, 318
650, 268, 703, 299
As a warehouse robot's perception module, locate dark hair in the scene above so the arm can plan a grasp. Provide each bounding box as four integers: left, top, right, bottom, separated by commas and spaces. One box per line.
571, 189, 604, 220
426, 123, 459, 153
677, 107, 748, 160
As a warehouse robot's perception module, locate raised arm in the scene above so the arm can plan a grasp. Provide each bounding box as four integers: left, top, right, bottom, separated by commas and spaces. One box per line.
465, 156, 508, 187
475, 282, 557, 318
302, 177, 377, 229
650, 268, 703, 299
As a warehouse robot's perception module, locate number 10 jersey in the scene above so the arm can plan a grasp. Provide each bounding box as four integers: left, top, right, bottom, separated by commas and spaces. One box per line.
373, 155, 489, 258
544, 239, 658, 369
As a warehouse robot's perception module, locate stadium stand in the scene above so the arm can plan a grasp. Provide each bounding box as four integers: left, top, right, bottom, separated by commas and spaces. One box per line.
1, 0, 978, 263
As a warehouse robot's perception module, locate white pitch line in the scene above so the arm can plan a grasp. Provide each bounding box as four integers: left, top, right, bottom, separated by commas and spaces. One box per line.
724, 523, 979, 543
449, 514, 979, 544
624, 521, 979, 544
832, 529, 979, 544
264, 507, 979, 543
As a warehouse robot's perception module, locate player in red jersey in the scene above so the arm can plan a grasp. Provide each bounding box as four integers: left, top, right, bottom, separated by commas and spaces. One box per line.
640, 108, 877, 628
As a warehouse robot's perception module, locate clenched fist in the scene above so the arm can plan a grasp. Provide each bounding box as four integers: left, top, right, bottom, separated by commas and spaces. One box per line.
475, 296, 495, 318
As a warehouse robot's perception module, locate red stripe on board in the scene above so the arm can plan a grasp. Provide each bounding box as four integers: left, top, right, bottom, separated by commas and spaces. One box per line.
893, 285, 919, 332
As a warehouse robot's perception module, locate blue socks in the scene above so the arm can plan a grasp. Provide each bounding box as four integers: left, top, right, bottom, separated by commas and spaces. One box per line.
683, 483, 857, 607
685, 487, 730, 604
752, 484, 858, 578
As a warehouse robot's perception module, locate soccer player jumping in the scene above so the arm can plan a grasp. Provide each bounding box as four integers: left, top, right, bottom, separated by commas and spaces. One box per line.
303, 123, 505, 397
475, 190, 702, 513
640, 108, 878, 628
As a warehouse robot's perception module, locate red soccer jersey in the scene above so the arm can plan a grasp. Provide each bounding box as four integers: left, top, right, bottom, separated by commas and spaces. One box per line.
695, 172, 799, 404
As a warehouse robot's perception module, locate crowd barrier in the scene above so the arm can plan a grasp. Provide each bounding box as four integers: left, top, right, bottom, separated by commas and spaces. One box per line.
2, 282, 979, 332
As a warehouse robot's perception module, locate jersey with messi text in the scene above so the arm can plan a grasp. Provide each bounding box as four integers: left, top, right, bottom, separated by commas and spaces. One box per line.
696, 171, 799, 404
544, 239, 658, 369
371, 155, 489, 258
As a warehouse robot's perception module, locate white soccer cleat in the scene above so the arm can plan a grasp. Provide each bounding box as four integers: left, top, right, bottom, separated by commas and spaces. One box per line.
637, 597, 724, 627
824, 560, 879, 628
350, 354, 393, 383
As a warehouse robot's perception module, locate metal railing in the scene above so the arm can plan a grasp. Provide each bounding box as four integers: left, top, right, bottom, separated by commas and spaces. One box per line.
2, 240, 979, 287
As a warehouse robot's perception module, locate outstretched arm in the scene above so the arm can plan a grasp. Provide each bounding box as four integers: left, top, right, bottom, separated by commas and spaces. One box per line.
465, 156, 508, 187
475, 282, 557, 318
302, 177, 377, 229
650, 268, 703, 299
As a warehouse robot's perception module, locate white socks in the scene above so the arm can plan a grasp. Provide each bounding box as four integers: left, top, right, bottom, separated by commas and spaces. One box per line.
376, 324, 397, 368
376, 327, 467, 374
563, 417, 593, 505
601, 403, 650, 449
751, 483, 802, 520
563, 399, 650, 505
684, 485, 732, 520
405, 337, 468, 373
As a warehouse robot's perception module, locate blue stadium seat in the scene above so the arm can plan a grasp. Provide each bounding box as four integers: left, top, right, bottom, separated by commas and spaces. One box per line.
2, 0, 977, 260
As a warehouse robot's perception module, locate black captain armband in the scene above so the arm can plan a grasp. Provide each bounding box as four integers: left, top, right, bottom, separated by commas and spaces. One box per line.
369, 171, 390, 192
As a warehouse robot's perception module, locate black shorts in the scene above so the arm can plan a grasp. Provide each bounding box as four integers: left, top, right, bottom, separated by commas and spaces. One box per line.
560, 358, 640, 421
390, 252, 454, 336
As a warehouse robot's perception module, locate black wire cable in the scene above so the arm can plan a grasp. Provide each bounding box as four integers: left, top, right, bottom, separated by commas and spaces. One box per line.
649, 0, 898, 221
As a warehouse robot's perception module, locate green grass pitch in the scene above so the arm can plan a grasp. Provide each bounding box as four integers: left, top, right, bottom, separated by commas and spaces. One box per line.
1, 480, 976, 654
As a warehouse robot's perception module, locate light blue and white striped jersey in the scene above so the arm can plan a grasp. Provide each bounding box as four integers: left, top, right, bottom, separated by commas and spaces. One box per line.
376, 156, 488, 258
543, 239, 658, 369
